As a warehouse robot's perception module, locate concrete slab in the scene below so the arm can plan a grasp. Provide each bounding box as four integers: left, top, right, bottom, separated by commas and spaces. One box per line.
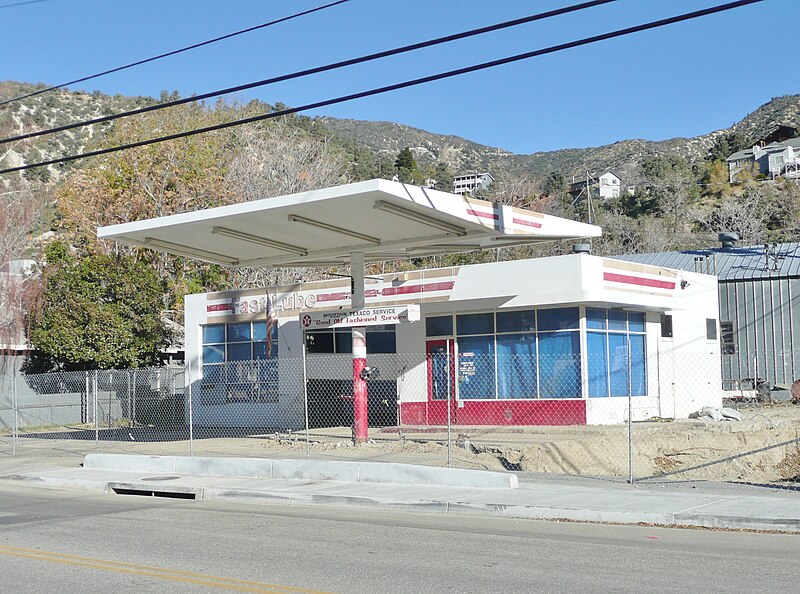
83, 454, 518, 489
2, 457, 799, 533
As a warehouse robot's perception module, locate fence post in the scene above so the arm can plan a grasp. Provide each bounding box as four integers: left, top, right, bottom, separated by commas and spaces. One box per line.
12, 373, 18, 456
627, 390, 633, 483
94, 371, 99, 453
84, 371, 90, 446
131, 369, 137, 428
447, 361, 452, 469
302, 346, 310, 461
187, 372, 194, 457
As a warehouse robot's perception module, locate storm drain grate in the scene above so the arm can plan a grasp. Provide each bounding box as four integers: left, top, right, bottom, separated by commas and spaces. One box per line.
108, 483, 199, 500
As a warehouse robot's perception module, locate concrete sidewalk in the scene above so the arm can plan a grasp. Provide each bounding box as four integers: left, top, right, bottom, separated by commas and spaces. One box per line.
1, 455, 798, 533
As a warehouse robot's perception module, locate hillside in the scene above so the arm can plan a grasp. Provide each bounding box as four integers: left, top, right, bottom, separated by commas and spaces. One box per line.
0, 81, 156, 185
2, 79, 799, 190
321, 94, 800, 184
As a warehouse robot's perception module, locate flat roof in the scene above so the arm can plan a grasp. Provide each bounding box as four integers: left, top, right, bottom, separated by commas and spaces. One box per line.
98, 179, 601, 267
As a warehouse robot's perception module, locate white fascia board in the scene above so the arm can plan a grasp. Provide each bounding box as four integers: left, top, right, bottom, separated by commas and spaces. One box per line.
98, 179, 385, 239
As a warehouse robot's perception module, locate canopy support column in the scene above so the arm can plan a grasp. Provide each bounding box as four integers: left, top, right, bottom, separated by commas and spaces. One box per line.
351, 252, 368, 444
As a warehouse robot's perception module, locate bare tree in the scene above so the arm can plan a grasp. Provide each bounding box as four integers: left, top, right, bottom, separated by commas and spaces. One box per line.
0, 182, 46, 352
227, 121, 347, 202
225, 121, 349, 289
698, 183, 775, 244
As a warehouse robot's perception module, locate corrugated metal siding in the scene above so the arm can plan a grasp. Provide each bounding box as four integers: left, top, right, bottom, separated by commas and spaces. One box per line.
719, 277, 800, 387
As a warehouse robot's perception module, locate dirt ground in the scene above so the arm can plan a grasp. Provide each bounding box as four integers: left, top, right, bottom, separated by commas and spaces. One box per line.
257, 404, 800, 483
6, 404, 800, 484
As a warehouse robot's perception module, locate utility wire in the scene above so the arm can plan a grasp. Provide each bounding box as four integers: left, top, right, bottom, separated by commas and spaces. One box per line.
0, 0, 58, 8
0, 0, 351, 107
0, 0, 766, 176
0, 0, 616, 144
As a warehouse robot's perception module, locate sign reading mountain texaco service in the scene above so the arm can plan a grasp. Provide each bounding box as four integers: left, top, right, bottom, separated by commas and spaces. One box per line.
300, 305, 420, 329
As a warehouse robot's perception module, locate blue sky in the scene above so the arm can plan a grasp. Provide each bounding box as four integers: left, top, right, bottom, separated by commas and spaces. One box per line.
2, 0, 797, 154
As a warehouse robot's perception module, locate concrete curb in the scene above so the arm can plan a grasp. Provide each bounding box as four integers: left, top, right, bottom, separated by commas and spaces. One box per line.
83, 454, 519, 489
7, 472, 798, 532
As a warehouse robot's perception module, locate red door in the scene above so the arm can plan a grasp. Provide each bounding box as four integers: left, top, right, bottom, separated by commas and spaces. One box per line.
426, 339, 456, 425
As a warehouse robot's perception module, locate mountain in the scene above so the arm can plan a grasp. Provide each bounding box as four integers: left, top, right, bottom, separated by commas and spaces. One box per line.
0, 81, 155, 184
2, 78, 799, 189
321, 94, 800, 184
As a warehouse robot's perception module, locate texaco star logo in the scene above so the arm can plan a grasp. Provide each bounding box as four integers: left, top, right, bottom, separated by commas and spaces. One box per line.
302, 314, 312, 328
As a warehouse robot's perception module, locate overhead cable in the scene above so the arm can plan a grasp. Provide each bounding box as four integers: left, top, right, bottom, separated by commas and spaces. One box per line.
0, 0, 351, 107
0, 0, 766, 176
0, 0, 617, 144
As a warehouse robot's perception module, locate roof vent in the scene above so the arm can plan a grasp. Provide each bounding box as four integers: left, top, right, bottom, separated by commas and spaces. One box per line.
718, 232, 739, 248
572, 243, 592, 254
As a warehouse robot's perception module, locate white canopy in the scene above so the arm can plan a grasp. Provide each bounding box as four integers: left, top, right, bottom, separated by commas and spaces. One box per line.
98, 179, 601, 267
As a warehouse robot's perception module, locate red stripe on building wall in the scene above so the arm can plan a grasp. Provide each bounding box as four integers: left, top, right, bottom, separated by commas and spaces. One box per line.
315, 291, 350, 303
206, 303, 231, 312
314, 281, 456, 303
603, 272, 676, 290
381, 281, 455, 296
511, 217, 543, 229
466, 208, 499, 220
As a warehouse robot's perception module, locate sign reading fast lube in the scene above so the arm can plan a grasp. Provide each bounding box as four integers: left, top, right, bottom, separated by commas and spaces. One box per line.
300, 304, 420, 329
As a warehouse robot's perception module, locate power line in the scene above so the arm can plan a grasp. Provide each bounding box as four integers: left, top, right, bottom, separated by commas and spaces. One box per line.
0, 0, 58, 8
0, 0, 766, 176
0, 0, 351, 107
0, 0, 617, 145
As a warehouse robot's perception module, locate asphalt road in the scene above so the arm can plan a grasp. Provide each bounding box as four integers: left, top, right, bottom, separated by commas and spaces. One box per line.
0, 482, 797, 593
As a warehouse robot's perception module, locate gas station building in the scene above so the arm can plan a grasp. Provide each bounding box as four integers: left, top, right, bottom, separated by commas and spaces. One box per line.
99, 180, 723, 429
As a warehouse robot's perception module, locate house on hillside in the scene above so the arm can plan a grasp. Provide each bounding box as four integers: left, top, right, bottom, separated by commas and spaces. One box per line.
568, 171, 621, 201
453, 172, 493, 195
726, 126, 800, 182
614, 235, 800, 396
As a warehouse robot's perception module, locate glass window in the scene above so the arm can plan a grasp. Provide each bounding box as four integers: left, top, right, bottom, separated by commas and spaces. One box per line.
586, 308, 606, 330
227, 322, 251, 342
628, 312, 645, 333
203, 325, 225, 344
587, 331, 609, 397
202, 344, 225, 364
457, 313, 494, 336
608, 310, 627, 332
496, 334, 536, 399
334, 330, 352, 354
537, 332, 581, 398
306, 331, 334, 353
538, 307, 579, 331
608, 334, 629, 396
584, 309, 648, 398
706, 318, 718, 340
496, 310, 535, 333
253, 342, 269, 360
227, 342, 252, 362
630, 335, 647, 396
253, 321, 268, 342
426, 316, 453, 337
368, 331, 396, 354
457, 335, 495, 399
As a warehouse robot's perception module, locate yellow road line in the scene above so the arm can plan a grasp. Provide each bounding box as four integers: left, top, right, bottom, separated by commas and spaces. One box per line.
0, 545, 332, 593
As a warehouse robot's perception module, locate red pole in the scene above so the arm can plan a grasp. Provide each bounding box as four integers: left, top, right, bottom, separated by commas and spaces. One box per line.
352, 326, 368, 443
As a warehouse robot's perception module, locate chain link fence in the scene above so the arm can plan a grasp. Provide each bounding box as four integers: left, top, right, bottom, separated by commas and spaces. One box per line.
1, 354, 798, 486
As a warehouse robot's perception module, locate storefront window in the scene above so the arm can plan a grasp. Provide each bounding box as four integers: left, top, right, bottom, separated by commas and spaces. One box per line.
305, 326, 396, 354
201, 321, 279, 403
425, 316, 453, 337
587, 309, 647, 397
435, 307, 583, 400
